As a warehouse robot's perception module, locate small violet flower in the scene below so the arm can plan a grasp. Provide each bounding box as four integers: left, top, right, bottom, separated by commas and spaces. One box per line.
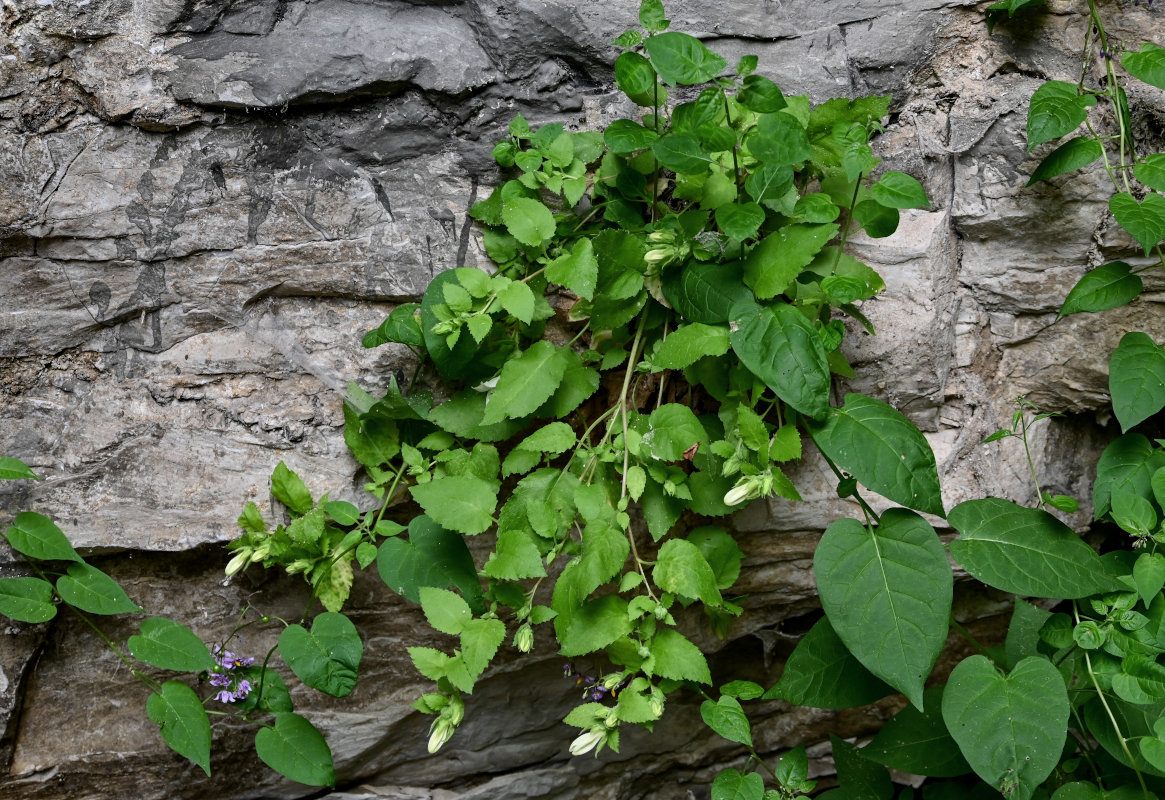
209, 643, 256, 704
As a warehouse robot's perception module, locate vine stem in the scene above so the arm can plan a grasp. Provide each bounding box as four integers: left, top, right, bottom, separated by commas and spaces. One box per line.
618, 315, 655, 598
817, 450, 881, 525
948, 615, 996, 664
1017, 405, 1047, 510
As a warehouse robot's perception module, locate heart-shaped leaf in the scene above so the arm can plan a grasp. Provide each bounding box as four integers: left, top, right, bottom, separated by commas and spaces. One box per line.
377, 515, 484, 613
4, 512, 81, 563
1109, 332, 1165, 432
1110, 192, 1165, 255
129, 618, 216, 672
146, 681, 212, 776
1123, 43, 1165, 91
1027, 80, 1096, 150
278, 611, 363, 697
254, 712, 335, 787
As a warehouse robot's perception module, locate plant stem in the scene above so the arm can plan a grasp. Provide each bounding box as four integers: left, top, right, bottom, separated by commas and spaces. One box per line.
818, 451, 881, 524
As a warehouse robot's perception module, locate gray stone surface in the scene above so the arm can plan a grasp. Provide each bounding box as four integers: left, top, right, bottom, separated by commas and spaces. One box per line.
1, 0, 1164, 797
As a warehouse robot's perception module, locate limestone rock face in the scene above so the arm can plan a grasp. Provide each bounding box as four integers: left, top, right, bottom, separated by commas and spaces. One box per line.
1, 0, 1163, 798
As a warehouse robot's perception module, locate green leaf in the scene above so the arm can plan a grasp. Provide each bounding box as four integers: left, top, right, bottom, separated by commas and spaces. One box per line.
1028, 136, 1104, 185
869, 171, 929, 209
663, 260, 752, 325
278, 612, 362, 697
0, 577, 56, 623
941, 656, 1069, 800
745, 163, 794, 206
765, 616, 893, 708
419, 586, 472, 636
1135, 154, 1165, 192
644, 31, 727, 85
794, 193, 841, 223
700, 696, 752, 746
736, 75, 785, 113
146, 681, 212, 776
645, 403, 706, 461
638, 0, 669, 32
56, 563, 143, 615
831, 736, 893, 800
128, 618, 216, 672
1005, 600, 1052, 670
687, 526, 743, 590
747, 113, 810, 166
1110, 191, 1165, 255
715, 202, 765, 241
729, 301, 831, 420
852, 199, 900, 238
651, 323, 731, 370
482, 340, 569, 424
1112, 489, 1159, 536
1110, 332, 1165, 432
460, 617, 505, 678
815, 509, 952, 709
1123, 43, 1165, 91
653, 539, 723, 607
546, 238, 599, 300
1094, 434, 1165, 520
254, 712, 335, 787
1059, 262, 1143, 316
1027, 80, 1096, 150
806, 393, 944, 516
744, 224, 839, 299
1113, 654, 1165, 705
650, 627, 711, 683
377, 515, 484, 613
501, 197, 556, 247
410, 475, 498, 536
0, 457, 40, 481
653, 133, 715, 174
711, 768, 764, 800
864, 686, 972, 777
362, 303, 423, 348
604, 119, 660, 154
498, 280, 535, 324
1135, 553, 1165, 608
615, 51, 657, 98
271, 461, 313, 515
482, 529, 545, 580
1084, 696, 1165, 778
4, 511, 81, 562
557, 595, 633, 657
720, 680, 764, 700
947, 498, 1119, 598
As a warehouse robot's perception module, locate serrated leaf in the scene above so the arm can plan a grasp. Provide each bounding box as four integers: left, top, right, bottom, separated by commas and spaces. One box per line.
653, 539, 722, 607
948, 498, 1119, 598
730, 301, 831, 420
419, 586, 472, 636
56, 563, 143, 615
557, 595, 633, 656
1059, 261, 1143, 316
1135, 154, 1165, 192
711, 768, 764, 800
147, 681, 212, 776
482, 529, 545, 580
644, 403, 706, 461
501, 197, 556, 247
744, 224, 839, 299
806, 393, 944, 516
0, 577, 56, 623
1110, 332, 1165, 432
547, 238, 598, 300
815, 509, 952, 709
747, 113, 810, 166
1123, 43, 1165, 91
869, 171, 929, 209
129, 618, 216, 672
0, 457, 40, 481
482, 341, 569, 424
650, 627, 711, 683
410, 475, 498, 536
498, 280, 535, 324
1028, 136, 1104, 185
278, 612, 362, 697
687, 527, 743, 591
1111, 192, 1165, 255
700, 696, 752, 746
766, 616, 893, 707
644, 31, 727, 85
4, 511, 81, 563
1027, 80, 1096, 150
715, 202, 765, 241
663, 260, 752, 325
271, 461, 313, 515
942, 656, 1068, 800
254, 712, 335, 787
517, 421, 576, 455
864, 686, 971, 777
460, 617, 505, 677
626, 465, 647, 501
362, 303, 423, 348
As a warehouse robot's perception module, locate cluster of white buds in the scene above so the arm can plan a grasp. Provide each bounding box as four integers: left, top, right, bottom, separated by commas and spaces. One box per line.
514, 624, 534, 653
568, 727, 607, 757
224, 541, 271, 577
642, 229, 690, 271
427, 694, 465, 754
722, 472, 774, 506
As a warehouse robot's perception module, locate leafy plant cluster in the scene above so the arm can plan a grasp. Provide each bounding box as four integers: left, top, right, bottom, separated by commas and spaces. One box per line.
3, 0, 1165, 797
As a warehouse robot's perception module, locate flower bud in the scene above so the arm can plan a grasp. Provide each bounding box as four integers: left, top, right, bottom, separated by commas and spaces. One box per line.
722, 482, 753, 506
653, 604, 669, 621
602, 672, 624, 690
446, 697, 465, 726
427, 718, 455, 754
285, 558, 313, 575
650, 694, 664, 717
569, 728, 606, 757
643, 247, 673, 266
251, 542, 271, 561
514, 625, 534, 653
224, 550, 252, 577
647, 230, 675, 243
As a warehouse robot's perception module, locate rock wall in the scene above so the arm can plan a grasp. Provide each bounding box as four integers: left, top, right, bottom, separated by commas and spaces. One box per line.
1, 0, 1163, 798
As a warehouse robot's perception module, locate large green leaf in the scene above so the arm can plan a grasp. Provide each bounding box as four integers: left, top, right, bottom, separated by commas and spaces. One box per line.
546, 238, 598, 300
650, 323, 730, 369
948, 498, 1119, 598
744, 224, 838, 299
814, 509, 952, 709
736, 75, 785, 113
1094, 434, 1165, 520
746, 113, 810, 166
1110, 332, 1165, 432
1059, 262, 1143, 316
501, 196, 556, 247
481, 340, 569, 424
652, 133, 714, 174
129, 618, 216, 672
714, 203, 765, 241
604, 119, 659, 154
863, 686, 971, 777
831, 736, 893, 800
377, 515, 484, 613
663, 260, 752, 324
869, 171, 929, 209
806, 393, 944, 516
1026, 80, 1096, 150
0, 577, 56, 623
254, 712, 335, 787
278, 612, 363, 697
653, 539, 722, 607
4, 511, 81, 562
649, 627, 711, 683
410, 475, 498, 536
1135, 154, 1165, 192
711, 768, 764, 800
1123, 43, 1165, 91
644, 403, 706, 461
146, 681, 212, 776
1083, 696, 1165, 778
729, 301, 831, 420
421, 270, 503, 383
556, 594, 633, 657
942, 656, 1068, 800
614, 51, 656, 97
56, 563, 143, 615
1028, 136, 1104, 185
1110, 191, 1165, 255
700, 696, 752, 746
764, 616, 893, 708
644, 31, 727, 85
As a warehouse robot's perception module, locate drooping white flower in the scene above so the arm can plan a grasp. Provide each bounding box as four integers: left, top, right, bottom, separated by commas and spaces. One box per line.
568, 727, 606, 757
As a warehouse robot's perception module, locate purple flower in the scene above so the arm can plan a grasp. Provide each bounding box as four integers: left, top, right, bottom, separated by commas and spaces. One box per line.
209, 641, 256, 704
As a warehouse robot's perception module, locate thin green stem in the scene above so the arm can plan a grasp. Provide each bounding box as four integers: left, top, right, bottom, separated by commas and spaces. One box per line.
818, 450, 881, 525
949, 614, 996, 663
1018, 409, 1046, 510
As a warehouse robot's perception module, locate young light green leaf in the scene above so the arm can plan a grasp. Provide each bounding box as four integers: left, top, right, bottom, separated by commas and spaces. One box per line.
644, 404, 705, 461
556, 595, 633, 657
497, 279, 535, 324
869, 171, 929, 209
460, 617, 505, 677
1110, 331, 1165, 432
700, 696, 752, 746
1027, 136, 1104, 185
546, 238, 598, 300
482, 340, 569, 424
651, 323, 730, 370
278, 612, 363, 697
254, 712, 335, 787
638, 0, 669, 32
146, 681, 212, 776
805, 393, 944, 516
129, 618, 216, 672
501, 197, 556, 247
56, 563, 143, 615
942, 656, 1069, 800
719, 680, 764, 700
1110, 191, 1165, 255
482, 529, 546, 580
653, 539, 722, 607
271, 461, 313, 515
744, 224, 839, 299
1059, 261, 1143, 316
0, 577, 56, 623
864, 686, 972, 777
1027, 80, 1096, 150
650, 627, 711, 683
362, 303, 423, 348
0, 457, 40, 481
419, 586, 472, 636
747, 113, 810, 166
408, 646, 450, 681
4, 511, 82, 563
947, 498, 1120, 598
1123, 43, 1165, 91
711, 768, 764, 800
729, 301, 831, 420
410, 475, 498, 536
644, 31, 727, 85
687, 527, 743, 590
764, 616, 892, 708
1135, 154, 1165, 192
815, 509, 951, 709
